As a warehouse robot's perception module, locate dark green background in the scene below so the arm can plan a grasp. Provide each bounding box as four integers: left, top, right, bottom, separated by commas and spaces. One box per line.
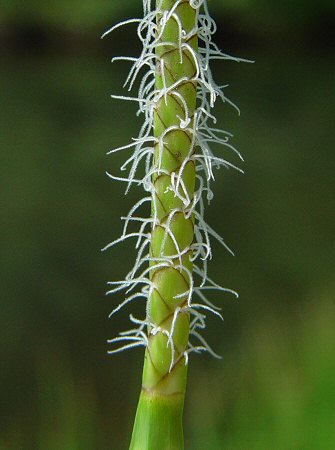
1, 1, 334, 448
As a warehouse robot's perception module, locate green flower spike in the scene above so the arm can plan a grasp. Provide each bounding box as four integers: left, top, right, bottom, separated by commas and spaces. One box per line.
102, 1, 249, 448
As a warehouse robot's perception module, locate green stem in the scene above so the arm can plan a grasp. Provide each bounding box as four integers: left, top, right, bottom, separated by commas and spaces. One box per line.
130, 1, 197, 449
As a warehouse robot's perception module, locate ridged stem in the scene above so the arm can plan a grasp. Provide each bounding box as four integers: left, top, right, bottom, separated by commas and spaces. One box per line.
130, 1, 197, 448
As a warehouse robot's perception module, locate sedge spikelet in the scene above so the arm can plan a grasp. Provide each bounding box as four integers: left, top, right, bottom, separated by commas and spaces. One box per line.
102, 1, 250, 448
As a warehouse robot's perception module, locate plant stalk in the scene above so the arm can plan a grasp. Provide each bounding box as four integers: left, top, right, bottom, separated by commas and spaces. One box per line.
130, 1, 198, 449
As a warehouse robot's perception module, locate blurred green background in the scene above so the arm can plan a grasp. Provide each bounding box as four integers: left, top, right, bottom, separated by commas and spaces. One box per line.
1, 1, 335, 449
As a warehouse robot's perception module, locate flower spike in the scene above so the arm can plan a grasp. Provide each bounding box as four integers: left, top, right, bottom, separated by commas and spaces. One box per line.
103, 1, 248, 448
